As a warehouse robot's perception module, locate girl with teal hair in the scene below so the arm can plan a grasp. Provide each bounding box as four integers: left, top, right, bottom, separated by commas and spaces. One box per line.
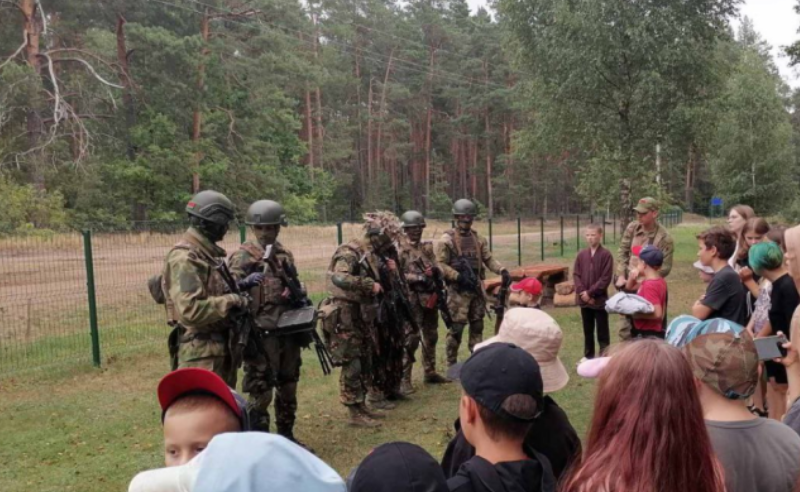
749, 240, 799, 420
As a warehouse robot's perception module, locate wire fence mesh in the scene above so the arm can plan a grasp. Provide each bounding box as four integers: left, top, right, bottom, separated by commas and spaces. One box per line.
0, 211, 683, 376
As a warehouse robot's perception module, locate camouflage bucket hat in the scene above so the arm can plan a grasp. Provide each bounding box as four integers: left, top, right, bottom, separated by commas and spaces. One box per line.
666, 315, 757, 399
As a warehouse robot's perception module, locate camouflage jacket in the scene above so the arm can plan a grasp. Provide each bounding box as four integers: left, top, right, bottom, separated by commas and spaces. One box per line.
229, 240, 296, 328
327, 240, 378, 303
162, 227, 240, 335
401, 240, 438, 306
616, 221, 674, 278
436, 229, 502, 282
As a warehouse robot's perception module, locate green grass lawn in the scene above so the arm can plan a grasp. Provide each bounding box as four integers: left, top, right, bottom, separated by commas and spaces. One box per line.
0, 222, 709, 492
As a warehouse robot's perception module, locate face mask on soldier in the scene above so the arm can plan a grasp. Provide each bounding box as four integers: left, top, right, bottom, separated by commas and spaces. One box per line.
405, 226, 424, 243
455, 215, 473, 232
253, 225, 280, 246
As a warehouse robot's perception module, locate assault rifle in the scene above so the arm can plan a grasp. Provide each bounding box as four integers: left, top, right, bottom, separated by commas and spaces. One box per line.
274, 257, 334, 376
453, 255, 480, 294
375, 248, 421, 335
428, 265, 454, 330
215, 261, 271, 376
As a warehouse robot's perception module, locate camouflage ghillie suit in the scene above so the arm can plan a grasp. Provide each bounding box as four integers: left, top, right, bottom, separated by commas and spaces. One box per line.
229, 240, 307, 438
436, 228, 503, 366
162, 227, 243, 387
400, 239, 440, 383
616, 221, 674, 340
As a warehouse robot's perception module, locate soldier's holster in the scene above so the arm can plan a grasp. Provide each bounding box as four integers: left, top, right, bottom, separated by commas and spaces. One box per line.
168, 325, 186, 370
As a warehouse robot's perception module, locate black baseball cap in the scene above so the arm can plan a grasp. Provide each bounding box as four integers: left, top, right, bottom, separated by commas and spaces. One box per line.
461, 343, 544, 422
348, 442, 448, 492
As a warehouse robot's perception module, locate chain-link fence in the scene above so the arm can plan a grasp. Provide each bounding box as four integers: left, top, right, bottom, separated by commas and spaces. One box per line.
0, 211, 683, 376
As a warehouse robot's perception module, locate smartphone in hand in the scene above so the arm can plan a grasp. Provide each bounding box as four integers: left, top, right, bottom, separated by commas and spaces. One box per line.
754, 335, 789, 361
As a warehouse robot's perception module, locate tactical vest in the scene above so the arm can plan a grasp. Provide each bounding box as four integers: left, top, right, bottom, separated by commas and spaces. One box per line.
403, 241, 436, 293
326, 241, 371, 303
446, 230, 481, 272
237, 241, 291, 309
162, 238, 228, 329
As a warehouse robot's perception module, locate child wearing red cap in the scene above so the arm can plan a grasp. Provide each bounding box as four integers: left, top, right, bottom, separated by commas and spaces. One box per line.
573, 224, 613, 362
158, 368, 246, 467
509, 277, 543, 308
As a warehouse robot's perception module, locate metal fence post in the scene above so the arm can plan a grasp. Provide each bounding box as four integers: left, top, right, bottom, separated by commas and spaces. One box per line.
517, 216, 522, 266
602, 213, 607, 244
82, 230, 101, 368
560, 215, 564, 256
540, 216, 545, 261
337, 222, 343, 245
239, 224, 246, 244
576, 214, 580, 252
613, 213, 617, 243
489, 217, 493, 251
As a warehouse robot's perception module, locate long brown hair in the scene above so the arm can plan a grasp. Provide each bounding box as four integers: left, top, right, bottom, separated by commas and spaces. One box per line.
740, 217, 770, 261
729, 205, 754, 261
560, 340, 725, 492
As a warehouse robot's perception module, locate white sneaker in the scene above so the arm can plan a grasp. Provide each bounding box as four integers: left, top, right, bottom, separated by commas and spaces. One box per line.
577, 357, 589, 365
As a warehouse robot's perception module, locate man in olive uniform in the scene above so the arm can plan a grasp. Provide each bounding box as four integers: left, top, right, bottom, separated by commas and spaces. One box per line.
161, 190, 251, 388
436, 199, 509, 367
228, 200, 309, 444
398, 210, 449, 394
323, 217, 403, 427
615, 197, 674, 340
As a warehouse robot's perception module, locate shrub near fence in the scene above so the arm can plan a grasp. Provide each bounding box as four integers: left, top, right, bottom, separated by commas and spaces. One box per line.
0, 211, 683, 376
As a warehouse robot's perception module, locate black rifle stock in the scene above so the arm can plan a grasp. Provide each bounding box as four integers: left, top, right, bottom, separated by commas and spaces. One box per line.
430, 266, 454, 330
493, 274, 512, 335
216, 261, 271, 379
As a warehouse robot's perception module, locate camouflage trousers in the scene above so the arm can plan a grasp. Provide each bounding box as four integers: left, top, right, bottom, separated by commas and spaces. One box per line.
242, 334, 303, 436
178, 335, 237, 389
324, 301, 371, 407
445, 287, 486, 366
403, 306, 439, 381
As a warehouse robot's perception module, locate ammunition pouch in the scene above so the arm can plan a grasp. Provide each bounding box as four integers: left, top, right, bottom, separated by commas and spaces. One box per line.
148, 274, 166, 305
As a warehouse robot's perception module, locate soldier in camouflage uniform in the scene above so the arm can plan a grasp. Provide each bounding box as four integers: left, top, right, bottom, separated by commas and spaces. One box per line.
161, 190, 250, 388
228, 200, 309, 445
436, 199, 509, 367
322, 218, 403, 427
615, 197, 674, 340
398, 210, 449, 394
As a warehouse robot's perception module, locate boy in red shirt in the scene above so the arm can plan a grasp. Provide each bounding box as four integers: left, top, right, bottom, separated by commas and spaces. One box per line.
631, 245, 667, 339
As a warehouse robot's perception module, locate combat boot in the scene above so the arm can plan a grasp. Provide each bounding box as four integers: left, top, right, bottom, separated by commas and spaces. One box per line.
399, 379, 416, 395
278, 427, 316, 454
347, 405, 382, 428
424, 372, 451, 384
358, 403, 386, 419
367, 396, 397, 410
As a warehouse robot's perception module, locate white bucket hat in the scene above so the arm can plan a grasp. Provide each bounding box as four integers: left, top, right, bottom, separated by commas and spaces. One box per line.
475, 307, 569, 393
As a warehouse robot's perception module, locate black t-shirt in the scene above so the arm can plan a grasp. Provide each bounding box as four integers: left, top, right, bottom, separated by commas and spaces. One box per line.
702, 265, 747, 325
441, 396, 581, 482
769, 274, 800, 339
447, 455, 552, 492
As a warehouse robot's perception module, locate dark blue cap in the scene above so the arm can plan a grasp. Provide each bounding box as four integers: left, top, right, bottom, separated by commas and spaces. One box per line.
461, 343, 544, 422
639, 245, 664, 268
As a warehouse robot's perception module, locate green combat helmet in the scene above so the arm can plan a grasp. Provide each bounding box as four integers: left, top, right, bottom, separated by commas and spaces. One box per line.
186, 190, 235, 225
400, 210, 426, 229
452, 199, 477, 217
245, 200, 288, 226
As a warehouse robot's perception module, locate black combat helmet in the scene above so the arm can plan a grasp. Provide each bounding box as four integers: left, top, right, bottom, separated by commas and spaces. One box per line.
186, 190, 235, 225
400, 210, 426, 228
452, 199, 477, 217
245, 200, 288, 226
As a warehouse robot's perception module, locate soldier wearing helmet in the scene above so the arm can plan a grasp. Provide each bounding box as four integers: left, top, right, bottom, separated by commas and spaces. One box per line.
161, 190, 249, 387
320, 212, 405, 427
436, 199, 508, 367
398, 210, 449, 393
227, 200, 309, 447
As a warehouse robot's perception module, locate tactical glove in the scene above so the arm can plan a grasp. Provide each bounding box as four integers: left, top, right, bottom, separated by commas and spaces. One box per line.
237, 272, 265, 291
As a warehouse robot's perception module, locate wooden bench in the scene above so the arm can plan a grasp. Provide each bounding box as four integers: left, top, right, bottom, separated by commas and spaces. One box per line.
484, 264, 569, 306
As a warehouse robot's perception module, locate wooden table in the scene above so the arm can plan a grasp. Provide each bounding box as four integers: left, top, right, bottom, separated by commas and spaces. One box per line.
484, 264, 569, 306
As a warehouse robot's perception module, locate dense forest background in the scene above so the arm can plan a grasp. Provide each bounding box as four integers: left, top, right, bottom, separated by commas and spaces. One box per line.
1, 0, 800, 230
